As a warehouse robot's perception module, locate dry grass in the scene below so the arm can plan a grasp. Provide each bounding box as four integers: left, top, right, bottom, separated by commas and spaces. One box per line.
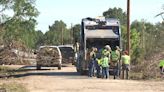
130, 52, 164, 80
0, 82, 28, 92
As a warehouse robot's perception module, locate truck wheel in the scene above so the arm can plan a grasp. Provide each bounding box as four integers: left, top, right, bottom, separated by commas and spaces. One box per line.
80, 70, 88, 75
58, 64, 62, 70
76, 68, 80, 72
36, 65, 41, 70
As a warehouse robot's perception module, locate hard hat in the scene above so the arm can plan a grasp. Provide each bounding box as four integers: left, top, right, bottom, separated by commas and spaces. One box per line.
105, 45, 111, 50
116, 46, 120, 50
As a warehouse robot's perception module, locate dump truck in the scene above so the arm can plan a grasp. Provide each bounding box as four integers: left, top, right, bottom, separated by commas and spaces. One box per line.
76, 16, 122, 74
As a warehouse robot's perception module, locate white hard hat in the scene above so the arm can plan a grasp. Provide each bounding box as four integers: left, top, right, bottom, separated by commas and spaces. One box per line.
105, 45, 111, 50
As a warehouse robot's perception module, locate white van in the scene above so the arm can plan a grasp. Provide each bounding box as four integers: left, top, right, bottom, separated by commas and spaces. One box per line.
36, 46, 62, 70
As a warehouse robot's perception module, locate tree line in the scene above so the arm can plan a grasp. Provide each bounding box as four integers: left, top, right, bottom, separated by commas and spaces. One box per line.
0, 0, 80, 50
1, 0, 164, 64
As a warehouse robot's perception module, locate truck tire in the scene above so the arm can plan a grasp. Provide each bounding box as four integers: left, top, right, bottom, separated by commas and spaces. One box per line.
80, 70, 88, 75
76, 68, 80, 72
36, 65, 41, 70
58, 64, 62, 70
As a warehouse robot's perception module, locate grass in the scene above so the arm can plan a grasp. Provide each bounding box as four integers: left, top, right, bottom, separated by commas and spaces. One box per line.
0, 83, 28, 92
0, 66, 16, 78
0, 66, 29, 92
0, 65, 31, 79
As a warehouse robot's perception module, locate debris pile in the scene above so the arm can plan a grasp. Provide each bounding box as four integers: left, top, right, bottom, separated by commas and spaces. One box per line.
0, 46, 36, 65
131, 52, 164, 79
38, 47, 60, 57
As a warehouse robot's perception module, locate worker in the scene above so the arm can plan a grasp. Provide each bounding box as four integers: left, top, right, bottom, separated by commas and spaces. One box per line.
88, 47, 96, 77
101, 51, 109, 79
73, 41, 80, 53
116, 46, 122, 77
159, 59, 164, 78
73, 41, 80, 65
111, 46, 121, 79
95, 49, 102, 78
103, 45, 111, 57
121, 51, 130, 79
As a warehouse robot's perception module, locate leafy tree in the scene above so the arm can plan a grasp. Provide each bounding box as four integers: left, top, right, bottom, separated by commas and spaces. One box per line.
103, 7, 127, 25
35, 30, 44, 47
72, 24, 80, 42
49, 20, 67, 32
0, 0, 39, 49
44, 20, 71, 45
130, 28, 140, 63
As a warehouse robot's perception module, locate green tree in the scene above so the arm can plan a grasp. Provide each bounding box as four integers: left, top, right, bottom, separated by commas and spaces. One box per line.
35, 30, 44, 47
130, 28, 140, 63
103, 7, 127, 25
0, 0, 39, 49
72, 24, 80, 42
44, 20, 71, 45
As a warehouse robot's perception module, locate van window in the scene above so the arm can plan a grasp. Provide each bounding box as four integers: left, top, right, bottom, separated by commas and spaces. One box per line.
59, 47, 74, 58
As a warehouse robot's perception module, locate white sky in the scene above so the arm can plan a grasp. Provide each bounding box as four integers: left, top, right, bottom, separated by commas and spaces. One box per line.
35, 0, 164, 33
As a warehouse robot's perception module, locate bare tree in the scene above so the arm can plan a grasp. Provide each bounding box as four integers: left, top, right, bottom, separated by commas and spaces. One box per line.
155, 4, 164, 21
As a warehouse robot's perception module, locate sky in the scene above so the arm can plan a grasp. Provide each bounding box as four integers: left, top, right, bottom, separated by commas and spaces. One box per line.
35, 0, 164, 33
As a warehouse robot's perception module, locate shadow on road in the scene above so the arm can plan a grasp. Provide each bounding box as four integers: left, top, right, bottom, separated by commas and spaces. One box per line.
0, 65, 87, 79
13, 71, 80, 78
8, 65, 82, 78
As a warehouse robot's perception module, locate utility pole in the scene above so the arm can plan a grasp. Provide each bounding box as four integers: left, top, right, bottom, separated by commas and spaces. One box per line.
71, 23, 74, 44
127, 0, 130, 55
123, 0, 131, 79
61, 27, 63, 45
142, 20, 145, 49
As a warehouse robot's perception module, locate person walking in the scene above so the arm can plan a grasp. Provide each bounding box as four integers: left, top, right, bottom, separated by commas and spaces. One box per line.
121, 51, 130, 79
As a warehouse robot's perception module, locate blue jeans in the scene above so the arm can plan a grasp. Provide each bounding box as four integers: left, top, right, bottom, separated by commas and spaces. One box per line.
94, 60, 101, 77
102, 67, 109, 79
88, 60, 95, 77
113, 63, 119, 79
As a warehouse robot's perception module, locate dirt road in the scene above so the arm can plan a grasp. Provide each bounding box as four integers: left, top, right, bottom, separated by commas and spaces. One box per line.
0, 66, 164, 92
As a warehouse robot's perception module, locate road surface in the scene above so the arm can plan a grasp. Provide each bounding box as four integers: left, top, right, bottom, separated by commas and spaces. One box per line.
0, 65, 164, 92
